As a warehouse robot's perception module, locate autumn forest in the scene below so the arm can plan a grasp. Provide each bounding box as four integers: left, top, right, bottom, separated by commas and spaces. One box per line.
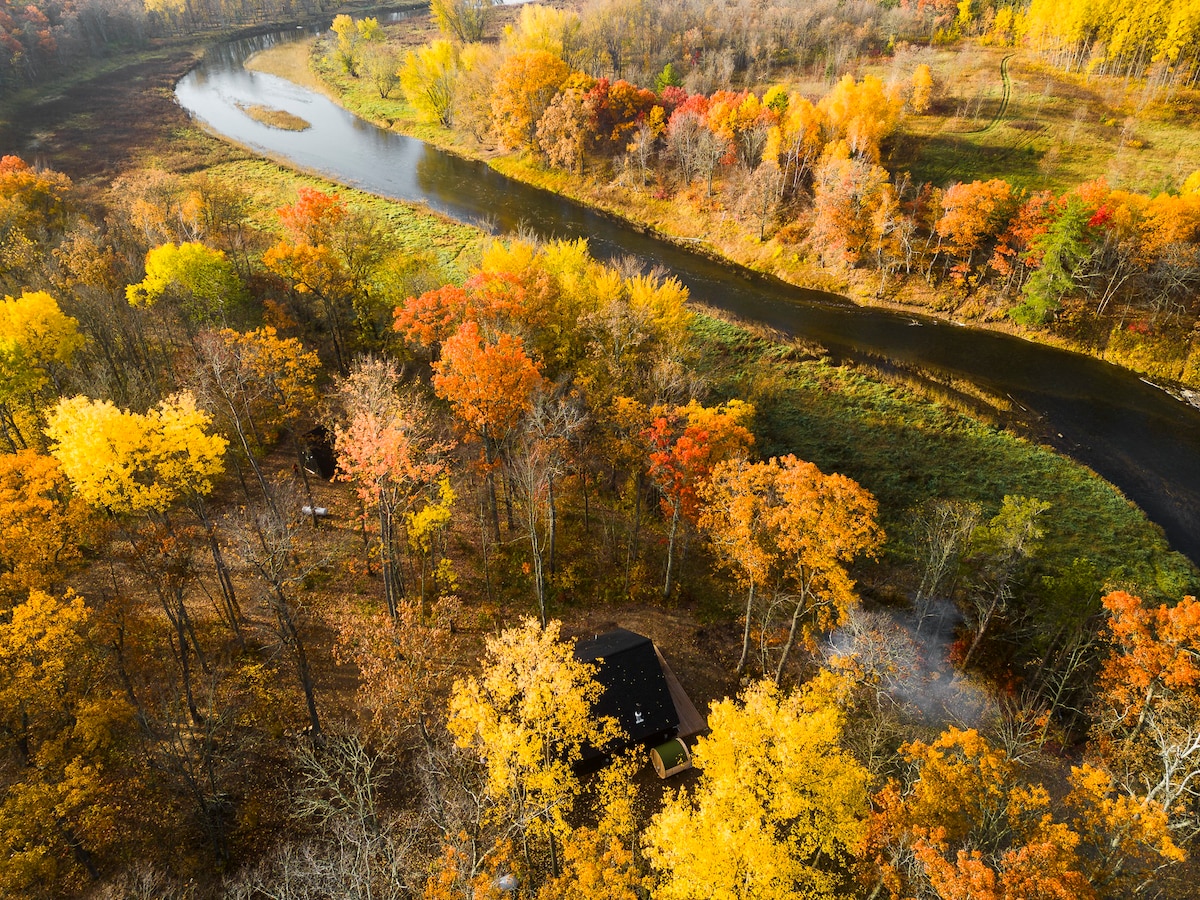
2, 0, 1200, 898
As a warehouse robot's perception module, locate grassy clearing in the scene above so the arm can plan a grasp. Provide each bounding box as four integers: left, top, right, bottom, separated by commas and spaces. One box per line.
871, 45, 1200, 194
245, 38, 342, 99
236, 102, 311, 131
691, 314, 1197, 601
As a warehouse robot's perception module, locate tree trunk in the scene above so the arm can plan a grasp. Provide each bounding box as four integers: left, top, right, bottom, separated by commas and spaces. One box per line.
961, 594, 1000, 670
193, 498, 243, 648
273, 585, 321, 738
736, 582, 757, 675
775, 585, 812, 684
379, 497, 401, 618
547, 474, 557, 578
662, 501, 681, 600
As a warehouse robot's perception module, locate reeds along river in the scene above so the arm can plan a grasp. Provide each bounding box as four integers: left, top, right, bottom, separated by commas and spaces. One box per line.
176, 28, 1200, 565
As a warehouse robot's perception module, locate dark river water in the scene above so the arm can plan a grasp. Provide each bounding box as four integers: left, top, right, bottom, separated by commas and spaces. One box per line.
176, 28, 1200, 565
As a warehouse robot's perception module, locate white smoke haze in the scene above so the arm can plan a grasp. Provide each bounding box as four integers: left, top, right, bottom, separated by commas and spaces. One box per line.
826, 600, 991, 730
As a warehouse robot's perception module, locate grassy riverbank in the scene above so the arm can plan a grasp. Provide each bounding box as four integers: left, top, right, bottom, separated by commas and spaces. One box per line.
252, 24, 1200, 393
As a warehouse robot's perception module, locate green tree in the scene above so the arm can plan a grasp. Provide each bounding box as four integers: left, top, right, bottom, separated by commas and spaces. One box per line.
1011, 196, 1094, 325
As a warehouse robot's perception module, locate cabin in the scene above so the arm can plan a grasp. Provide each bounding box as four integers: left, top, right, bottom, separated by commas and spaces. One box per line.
573, 628, 704, 761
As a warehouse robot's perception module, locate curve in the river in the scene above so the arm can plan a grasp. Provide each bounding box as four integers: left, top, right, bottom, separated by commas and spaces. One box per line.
176, 28, 1200, 565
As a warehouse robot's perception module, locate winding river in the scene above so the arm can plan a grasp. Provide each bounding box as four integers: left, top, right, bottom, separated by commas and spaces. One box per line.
176, 28, 1200, 565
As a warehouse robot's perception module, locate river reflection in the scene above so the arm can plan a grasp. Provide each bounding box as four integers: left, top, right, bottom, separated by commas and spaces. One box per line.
176, 29, 1200, 565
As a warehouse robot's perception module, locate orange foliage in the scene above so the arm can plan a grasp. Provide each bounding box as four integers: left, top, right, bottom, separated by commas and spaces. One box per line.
1096, 590, 1200, 726
644, 399, 754, 524
0, 451, 94, 605
432, 321, 545, 446
936, 179, 1015, 282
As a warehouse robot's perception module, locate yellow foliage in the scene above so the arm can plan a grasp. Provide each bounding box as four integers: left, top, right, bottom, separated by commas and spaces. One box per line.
401, 40, 460, 128
125, 241, 241, 321
0, 290, 83, 403
818, 74, 903, 162
0, 589, 88, 730
645, 677, 869, 900
447, 618, 622, 859
911, 63, 934, 114
0, 451, 93, 604
45, 392, 227, 514
408, 474, 456, 554
504, 3, 579, 58
899, 727, 1016, 846
535, 826, 647, 900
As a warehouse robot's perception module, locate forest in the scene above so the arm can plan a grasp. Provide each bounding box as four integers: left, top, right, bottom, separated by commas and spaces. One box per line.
2, 0, 1200, 898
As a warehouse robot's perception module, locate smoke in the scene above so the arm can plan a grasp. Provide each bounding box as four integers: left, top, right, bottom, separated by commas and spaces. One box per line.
826, 600, 991, 730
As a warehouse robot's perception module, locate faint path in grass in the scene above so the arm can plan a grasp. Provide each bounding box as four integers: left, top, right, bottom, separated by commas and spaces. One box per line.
961, 53, 1014, 135
918, 53, 1040, 187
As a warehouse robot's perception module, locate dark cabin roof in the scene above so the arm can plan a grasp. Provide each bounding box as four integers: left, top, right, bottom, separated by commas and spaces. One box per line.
574, 628, 679, 758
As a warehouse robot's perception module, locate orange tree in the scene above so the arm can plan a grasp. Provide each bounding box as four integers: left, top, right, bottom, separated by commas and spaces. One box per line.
432, 320, 544, 541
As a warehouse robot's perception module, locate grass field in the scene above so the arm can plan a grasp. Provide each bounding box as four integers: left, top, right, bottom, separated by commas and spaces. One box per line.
868, 45, 1200, 194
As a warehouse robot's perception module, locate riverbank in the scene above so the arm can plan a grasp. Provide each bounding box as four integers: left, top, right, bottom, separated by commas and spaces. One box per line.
257, 30, 1200, 394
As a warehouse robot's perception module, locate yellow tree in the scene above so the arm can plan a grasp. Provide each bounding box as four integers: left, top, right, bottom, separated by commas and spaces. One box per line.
0, 290, 84, 451
645, 676, 869, 900
0, 589, 136, 896
45, 392, 227, 723
447, 618, 621, 883
911, 63, 934, 114
45, 392, 225, 516
400, 40, 460, 127
491, 50, 571, 152
329, 14, 381, 76
126, 241, 244, 325
818, 74, 903, 162
762, 91, 826, 193
504, 2, 581, 59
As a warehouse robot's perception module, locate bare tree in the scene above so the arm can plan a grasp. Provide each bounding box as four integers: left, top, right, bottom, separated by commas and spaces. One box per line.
238, 487, 322, 738
507, 388, 586, 624
910, 498, 981, 635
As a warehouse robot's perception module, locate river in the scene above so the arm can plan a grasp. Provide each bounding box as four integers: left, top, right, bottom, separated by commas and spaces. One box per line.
175, 27, 1200, 565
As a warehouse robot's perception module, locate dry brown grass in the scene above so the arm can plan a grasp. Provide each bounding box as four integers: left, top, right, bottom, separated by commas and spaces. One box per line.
235, 102, 310, 131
